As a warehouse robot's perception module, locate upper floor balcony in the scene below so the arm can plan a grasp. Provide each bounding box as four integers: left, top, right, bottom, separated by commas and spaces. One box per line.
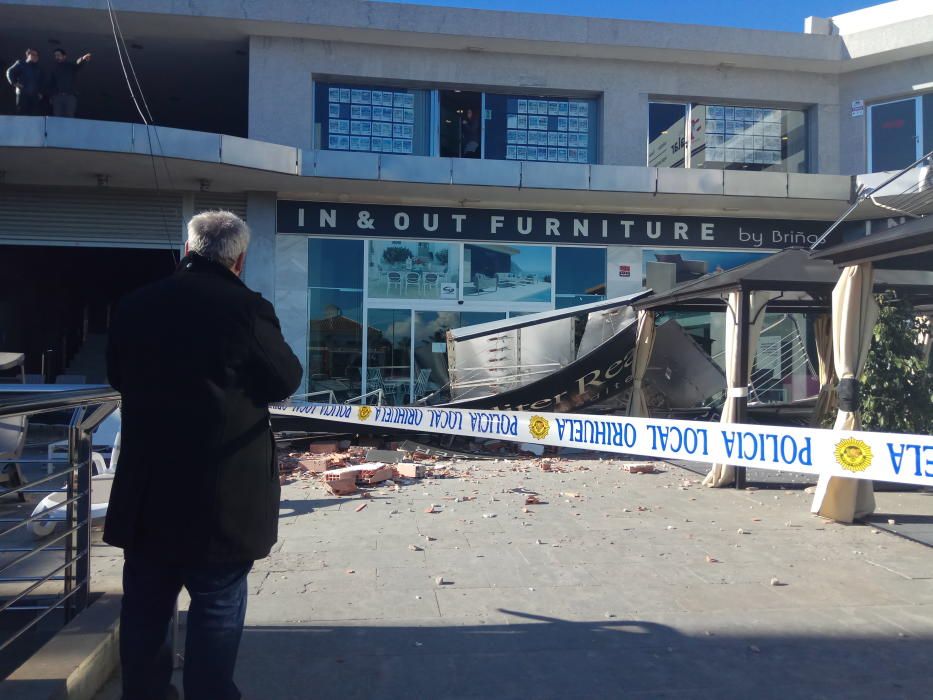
0, 114, 857, 221
0, 13, 248, 137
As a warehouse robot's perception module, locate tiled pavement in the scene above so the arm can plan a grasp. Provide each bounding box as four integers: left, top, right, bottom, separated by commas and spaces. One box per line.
94, 457, 933, 699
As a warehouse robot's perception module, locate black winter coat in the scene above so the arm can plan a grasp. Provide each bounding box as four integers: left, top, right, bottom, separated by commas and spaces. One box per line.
5, 60, 42, 96
103, 253, 303, 564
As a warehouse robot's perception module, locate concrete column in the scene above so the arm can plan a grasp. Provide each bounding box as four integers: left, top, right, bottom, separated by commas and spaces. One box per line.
813, 102, 841, 175
249, 36, 312, 149
602, 90, 648, 167
244, 191, 277, 302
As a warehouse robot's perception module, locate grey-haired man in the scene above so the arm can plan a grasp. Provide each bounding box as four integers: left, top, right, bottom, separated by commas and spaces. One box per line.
105, 211, 302, 699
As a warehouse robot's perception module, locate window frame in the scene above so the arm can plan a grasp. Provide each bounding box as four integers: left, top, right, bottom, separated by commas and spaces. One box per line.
867, 95, 924, 173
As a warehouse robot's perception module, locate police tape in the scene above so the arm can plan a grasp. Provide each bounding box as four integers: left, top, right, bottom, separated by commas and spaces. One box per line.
269, 403, 933, 488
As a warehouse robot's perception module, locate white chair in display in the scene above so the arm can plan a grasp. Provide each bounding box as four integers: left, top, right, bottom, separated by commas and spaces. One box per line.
413, 368, 433, 399
404, 271, 421, 295
386, 271, 403, 294
422, 272, 442, 294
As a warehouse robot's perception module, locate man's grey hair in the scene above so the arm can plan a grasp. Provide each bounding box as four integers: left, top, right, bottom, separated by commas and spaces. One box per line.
186, 210, 250, 268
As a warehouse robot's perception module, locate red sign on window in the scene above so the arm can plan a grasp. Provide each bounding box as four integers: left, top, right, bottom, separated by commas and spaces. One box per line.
619, 265, 631, 278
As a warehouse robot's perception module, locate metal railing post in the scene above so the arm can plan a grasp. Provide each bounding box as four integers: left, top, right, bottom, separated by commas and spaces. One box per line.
64, 406, 92, 622
73, 418, 93, 617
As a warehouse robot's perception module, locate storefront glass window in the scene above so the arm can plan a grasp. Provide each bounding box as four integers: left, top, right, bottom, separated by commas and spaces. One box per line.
555, 247, 606, 309
366, 309, 412, 405
484, 94, 598, 164
314, 82, 431, 156
461, 312, 506, 326
367, 240, 460, 300
869, 97, 919, 172
307, 239, 364, 399
647, 103, 688, 168
413, 311, 460, 402
463, 243, 553, 304
692, 104, 808, 172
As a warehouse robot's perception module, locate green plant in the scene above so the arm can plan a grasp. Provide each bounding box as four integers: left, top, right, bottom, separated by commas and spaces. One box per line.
382, 246, 413, 265
860, 293, 933, 434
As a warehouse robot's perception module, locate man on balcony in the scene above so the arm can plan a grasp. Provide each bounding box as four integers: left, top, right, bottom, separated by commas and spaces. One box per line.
5, 48, 43, 115
49, 48, 92, 118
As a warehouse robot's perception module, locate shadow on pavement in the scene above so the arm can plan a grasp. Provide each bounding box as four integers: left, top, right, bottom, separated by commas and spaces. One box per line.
277, 499, 345, 518
227, 612, 931, 700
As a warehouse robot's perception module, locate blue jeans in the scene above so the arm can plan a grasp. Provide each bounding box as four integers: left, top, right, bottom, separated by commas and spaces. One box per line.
119, 554, 252, 700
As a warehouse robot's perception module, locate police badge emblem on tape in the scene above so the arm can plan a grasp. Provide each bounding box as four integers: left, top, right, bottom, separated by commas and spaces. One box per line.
834, 437, 873, 473
529, 415, 550, 440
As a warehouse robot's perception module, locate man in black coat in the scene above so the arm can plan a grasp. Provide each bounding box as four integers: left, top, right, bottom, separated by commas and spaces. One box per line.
105, 210, 302, 700
5, 48, 44, 115
49, 48, 92, 117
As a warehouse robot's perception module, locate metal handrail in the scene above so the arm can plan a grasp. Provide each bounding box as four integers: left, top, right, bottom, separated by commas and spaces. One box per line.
289, 390, 337, 403
0, 386, 120, 420
344, 388, 385, 405
0, 386, 120, 656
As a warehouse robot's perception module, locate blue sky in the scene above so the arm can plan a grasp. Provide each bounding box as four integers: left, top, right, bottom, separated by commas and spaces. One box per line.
375, 1, 877, 33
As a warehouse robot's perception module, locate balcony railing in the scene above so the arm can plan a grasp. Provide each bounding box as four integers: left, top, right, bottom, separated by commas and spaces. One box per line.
0, 386, 119, 656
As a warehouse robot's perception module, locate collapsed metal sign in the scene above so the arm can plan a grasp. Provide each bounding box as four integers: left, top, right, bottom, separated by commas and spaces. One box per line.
269, 402, 933, 488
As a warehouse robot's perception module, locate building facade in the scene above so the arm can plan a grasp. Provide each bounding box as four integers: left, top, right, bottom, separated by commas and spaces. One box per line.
1, 0, 931, 402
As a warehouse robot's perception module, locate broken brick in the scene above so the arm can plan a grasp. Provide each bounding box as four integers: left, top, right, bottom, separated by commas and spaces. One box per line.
306, 442, 339, 454
396, 463, 426, 479
624, 463, 660, 474
359, 465, 394, 485
298, 457, 328, 474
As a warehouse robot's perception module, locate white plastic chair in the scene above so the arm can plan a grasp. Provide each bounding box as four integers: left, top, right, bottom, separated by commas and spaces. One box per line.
30, 431, 119, 538
0, 352, 27, 500
47, 407, 121, 474
0, 414, 27, 501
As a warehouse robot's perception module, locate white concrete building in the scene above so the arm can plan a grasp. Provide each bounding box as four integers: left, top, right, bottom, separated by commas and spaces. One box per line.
0, 0, 931, 401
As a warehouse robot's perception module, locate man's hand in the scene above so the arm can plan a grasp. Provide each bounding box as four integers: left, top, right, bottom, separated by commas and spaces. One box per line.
78, 53, 92, 64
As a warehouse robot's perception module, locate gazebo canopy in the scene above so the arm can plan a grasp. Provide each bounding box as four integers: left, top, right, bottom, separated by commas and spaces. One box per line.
633, 247, 933, 313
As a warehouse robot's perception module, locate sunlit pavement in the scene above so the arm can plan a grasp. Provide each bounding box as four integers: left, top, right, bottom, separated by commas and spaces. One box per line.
92, 457, 933, 699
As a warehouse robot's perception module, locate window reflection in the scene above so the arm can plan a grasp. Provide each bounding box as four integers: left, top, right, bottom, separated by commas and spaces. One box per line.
463, 244, 552, 303
870, 98, 918, 172
648, 103, 809, 172
693, 104, 807, 172
556, 247, 606, 309
647, 103, 688, 168
484, 93, 597, 163
368, 240, 460, 300
413, 311, 460, 402
307, 239, 364, 400
307, 289, 363, 400
367, 309, 412, 405
314, 82, 430, 155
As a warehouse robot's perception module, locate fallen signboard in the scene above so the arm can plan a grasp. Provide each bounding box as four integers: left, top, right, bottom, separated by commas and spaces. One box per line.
269, 402, 933, 488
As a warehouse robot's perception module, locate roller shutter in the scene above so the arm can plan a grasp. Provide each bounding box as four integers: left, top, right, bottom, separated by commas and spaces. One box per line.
194, 193, 248, 221
0, 185, 183, 248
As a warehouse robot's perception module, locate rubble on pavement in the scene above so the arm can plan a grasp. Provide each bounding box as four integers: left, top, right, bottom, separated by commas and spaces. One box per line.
277, 435, 677, 502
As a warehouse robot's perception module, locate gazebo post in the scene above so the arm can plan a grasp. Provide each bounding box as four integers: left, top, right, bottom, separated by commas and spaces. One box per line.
734, 287, 750, 490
